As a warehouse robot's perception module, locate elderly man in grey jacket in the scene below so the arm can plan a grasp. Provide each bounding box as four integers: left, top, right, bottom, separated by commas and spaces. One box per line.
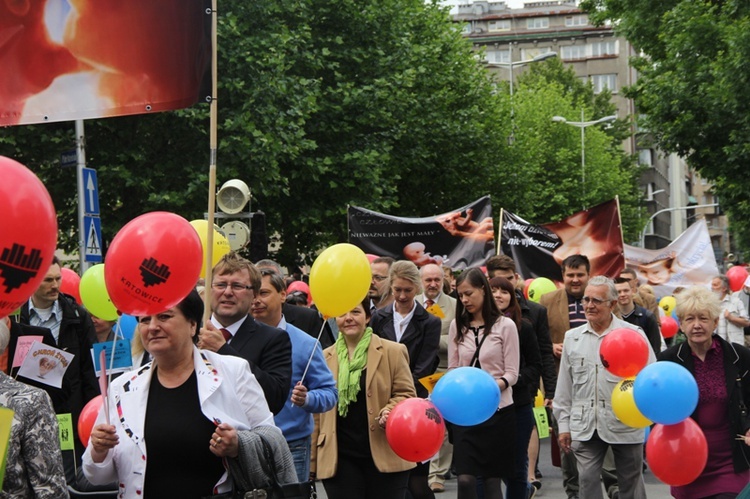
553, 276, 656, 499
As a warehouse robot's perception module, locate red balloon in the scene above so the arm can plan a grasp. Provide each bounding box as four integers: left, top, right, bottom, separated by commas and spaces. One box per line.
599, 328, 650, 377
0, 157, 58, 317
646, 418, 708, 486
104, 212, 202, 316
727, 265, 749, 292
60, 267, 82, 304
523, 279, 533, 300
287, 280, 311, 306
386, 399, 445, 462
365, 253, 379, 263
660, 316, 679, 339
78, 395, 103, 446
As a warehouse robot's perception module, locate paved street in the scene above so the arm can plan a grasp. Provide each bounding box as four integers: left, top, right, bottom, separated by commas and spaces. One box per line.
316, 436, 673, 498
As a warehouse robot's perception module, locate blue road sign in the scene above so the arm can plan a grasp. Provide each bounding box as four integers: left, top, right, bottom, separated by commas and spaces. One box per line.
84, 216, 103, 263
61, 149, 77, 168
82, 167, 100, 215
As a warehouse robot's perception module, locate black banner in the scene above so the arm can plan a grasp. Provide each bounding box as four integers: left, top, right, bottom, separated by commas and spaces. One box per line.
348, 196, 495, 269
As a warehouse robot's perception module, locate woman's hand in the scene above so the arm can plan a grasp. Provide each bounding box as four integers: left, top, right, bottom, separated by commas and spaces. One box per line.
291, 382, 308, 407
744, 429, 750, 447
90, 424, 119, 463
210, 423, 239, 458
378, 409, 390, 429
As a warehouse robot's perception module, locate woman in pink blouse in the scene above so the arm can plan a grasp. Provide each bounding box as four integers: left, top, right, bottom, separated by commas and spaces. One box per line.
448, 268, 520, 499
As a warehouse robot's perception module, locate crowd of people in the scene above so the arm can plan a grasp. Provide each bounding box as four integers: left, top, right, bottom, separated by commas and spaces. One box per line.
1, 250, 749, 498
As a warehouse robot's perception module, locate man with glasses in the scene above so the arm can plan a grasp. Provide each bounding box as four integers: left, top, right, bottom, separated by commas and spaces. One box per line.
540, 254, 590, 499
199, 252, 292, 414
554, 276, 655, 499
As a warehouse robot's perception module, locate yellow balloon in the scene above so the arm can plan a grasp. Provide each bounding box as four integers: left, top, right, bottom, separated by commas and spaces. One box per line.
659, 295, 676, 316
611, 377, 652, 428
80, 264, 119, 321
309, 243, 371, 318
190, 220, 231, 278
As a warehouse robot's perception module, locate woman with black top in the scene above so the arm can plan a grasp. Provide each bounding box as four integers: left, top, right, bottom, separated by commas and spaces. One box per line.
82, 289, 274, 498
489, 276, 542, 499
449, 268, 520, 499
312, 296, 417, 499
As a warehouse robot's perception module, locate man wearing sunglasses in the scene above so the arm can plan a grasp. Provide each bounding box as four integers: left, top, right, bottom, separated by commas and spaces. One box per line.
554, 276, 655, 499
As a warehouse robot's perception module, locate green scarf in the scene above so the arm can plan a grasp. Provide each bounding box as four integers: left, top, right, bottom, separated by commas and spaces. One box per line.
336, 327, 373, 417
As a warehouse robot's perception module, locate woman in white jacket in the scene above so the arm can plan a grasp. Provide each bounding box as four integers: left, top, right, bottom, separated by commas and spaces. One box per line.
83, 289, 274, 498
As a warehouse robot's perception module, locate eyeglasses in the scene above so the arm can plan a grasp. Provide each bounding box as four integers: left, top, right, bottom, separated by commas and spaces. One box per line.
582, 296, 608, 306
372, 275, 388, 282
212, 282, 253, 292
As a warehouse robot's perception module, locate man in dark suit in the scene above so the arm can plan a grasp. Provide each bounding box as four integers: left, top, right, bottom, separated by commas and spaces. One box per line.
255, 259, 335, 348
199, 253, 292, 415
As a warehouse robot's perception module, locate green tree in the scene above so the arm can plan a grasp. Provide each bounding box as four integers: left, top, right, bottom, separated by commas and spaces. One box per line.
495, 58, 642, 241
581, 0, 750, 247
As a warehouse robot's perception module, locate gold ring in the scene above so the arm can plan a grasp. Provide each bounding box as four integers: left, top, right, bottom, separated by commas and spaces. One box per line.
216, 436, 222, 444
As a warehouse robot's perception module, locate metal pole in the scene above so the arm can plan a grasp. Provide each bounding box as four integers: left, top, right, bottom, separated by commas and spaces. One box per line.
75, 119, 87, 272
639, 203, 719, 248
580, 108, 585, 208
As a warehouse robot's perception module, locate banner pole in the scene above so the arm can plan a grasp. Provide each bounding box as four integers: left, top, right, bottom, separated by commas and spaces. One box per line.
497, 208, 504, 255
204, 0, 219, 325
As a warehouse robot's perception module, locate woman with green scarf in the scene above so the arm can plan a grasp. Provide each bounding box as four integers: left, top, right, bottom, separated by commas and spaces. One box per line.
311, 296, 417, 499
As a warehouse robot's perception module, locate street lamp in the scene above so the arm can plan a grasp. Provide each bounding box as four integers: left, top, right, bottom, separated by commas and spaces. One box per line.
551, 110, 617, 207
486, 51, 557, 144
486, 51, 557, 97
640, 203, 719, 248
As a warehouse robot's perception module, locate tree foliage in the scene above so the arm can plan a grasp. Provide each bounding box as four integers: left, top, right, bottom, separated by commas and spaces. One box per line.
581, 0, 750, 247
0, 0, 645, 267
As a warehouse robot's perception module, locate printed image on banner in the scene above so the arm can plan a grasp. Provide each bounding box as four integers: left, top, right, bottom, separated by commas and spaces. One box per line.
0, 0, 212, 126
623, 219, 718, 296
500, 199, 624, 281
348, 196, 495, 269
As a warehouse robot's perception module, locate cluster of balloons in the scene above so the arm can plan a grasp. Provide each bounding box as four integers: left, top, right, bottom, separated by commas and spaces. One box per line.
386, 367, 501, 462
600, 328, 706, 485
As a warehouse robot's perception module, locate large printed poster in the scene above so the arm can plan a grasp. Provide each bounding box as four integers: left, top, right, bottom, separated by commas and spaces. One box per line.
499, 199, 625, 281
623, 219, 718, 296
1, 0, 211, 125
348, 197, 495, 269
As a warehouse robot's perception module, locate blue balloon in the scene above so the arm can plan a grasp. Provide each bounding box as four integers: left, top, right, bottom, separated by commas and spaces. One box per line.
116, 314, 138, 340
431, 367, 500, 426
633, 362, 698, 425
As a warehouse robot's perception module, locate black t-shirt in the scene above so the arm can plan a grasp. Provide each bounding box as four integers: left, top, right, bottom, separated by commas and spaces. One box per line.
144, 369, 225, 498
336, 368, 370, 460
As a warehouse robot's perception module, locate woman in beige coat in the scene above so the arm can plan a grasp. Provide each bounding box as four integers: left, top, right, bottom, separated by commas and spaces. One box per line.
312, 297, 417, 499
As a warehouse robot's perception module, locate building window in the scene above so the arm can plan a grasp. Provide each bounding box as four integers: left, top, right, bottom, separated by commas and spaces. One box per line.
527, 17, 549, 29
486, 49, 511, 64
591, 74, 617, 93
488, 20, 511, 32
520, 47, 553, 60
591, 40, 617, 57
638, 149, 653, 167
561, 45, 586, 60
461, 23, 472, 35
565, 15, 588, 27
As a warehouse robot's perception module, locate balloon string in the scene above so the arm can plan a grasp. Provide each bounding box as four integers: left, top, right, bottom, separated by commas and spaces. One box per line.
298, 319, 326, 386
